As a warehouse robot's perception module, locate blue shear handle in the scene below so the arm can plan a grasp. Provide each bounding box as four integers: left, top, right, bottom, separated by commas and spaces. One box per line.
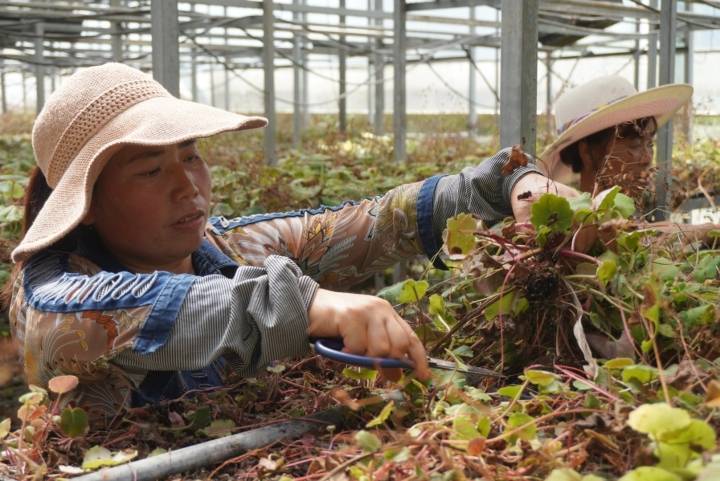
313, 338, 413, 369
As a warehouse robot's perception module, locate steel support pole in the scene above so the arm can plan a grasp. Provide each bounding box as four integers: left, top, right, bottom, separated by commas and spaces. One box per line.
338, 0, 347, 133
373, 0, 384, 135
654, 0, 677, 221
683, 1, 694, 143
191, 4, 198, 102
647, 0, 658, 89
633, 18, 640, 89
367, 0, 373, 125
34, 22, 45, 113
210, 63, 216, 106
224, 6, 230, 111
301, 1, 310, 127
494, 8, 499, 127
393, 0, 406, 163
500, 0, 538, 155
22, 70, 27, 111
292, 0, 303, 148
545, 52, 553, 141
263, 0, 277, 165
468, 6, 477, 132
0, 62, 6, 114
110, 0, 123, 61
151, 0, 180, 96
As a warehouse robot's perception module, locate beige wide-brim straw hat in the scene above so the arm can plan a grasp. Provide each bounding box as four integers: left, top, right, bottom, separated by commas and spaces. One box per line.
539, 75, 693, 183
11, 63, 268, 263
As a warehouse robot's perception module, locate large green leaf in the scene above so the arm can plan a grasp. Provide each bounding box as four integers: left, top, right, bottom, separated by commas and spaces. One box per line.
443, 213, 478, 256
627, 403, 691, 439
355, 430, 382, 452
618, 467, 682, 481
59, 407, 88, 438
531, 194, 573, 233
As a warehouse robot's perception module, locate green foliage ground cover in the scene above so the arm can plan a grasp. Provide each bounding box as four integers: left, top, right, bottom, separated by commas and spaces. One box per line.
1, 113, 720, 480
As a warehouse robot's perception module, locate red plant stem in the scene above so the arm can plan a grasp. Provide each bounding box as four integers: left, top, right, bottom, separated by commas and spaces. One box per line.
558, 249, 600, 265
553, 364, 622, 403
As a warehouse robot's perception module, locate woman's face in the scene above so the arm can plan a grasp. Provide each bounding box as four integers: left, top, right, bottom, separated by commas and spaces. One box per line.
85, 140, 211, 273
580, 119, 656, 198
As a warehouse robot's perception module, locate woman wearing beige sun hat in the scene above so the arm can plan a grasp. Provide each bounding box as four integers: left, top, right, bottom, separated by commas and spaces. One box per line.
6, 62, 563, 422
539, 75, 693, 199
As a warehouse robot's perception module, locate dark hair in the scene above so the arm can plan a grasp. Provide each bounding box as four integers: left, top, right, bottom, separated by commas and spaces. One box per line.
559, 116, 658, 173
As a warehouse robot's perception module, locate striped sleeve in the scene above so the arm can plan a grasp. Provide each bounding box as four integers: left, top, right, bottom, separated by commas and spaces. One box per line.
431, 147, 542, 244
114, 255, 318, 377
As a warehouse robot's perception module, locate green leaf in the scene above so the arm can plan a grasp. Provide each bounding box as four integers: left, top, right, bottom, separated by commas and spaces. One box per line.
693, 255, 720, 282
485, 291, 515, 321
82, 446, 138, 470
622, 365, 658, 385
366, 401, 395, 428
627, 403, 691, 439
0, 418, 10, 440
603, 357, 634, 370
597, 186, 620, 213
523, 369, 558, 387
678, 305, 716, 329
497, 385, 524, 398
188, 407, 212, 430
199, 419, 236, 438
531, 194, 573, 233
505, 412, 537, 442
618, 467, 682, 481
651, 257, 681, 282
452, 415, 481, 440
342, 367, 378, 382
655, 442, 691, 469
597, 259, 617, 287
355, 430, 382, 452
668, 419, 716, 449
613, 192, 636, 218
443, 213, 478, 256
428, 294, 445, 315
397, 279, 429, 304
569, 193, 592, 213
59, 407, 88, 438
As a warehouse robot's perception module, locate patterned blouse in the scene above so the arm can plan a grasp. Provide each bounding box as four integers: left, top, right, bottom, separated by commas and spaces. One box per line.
9, 148, 538, 422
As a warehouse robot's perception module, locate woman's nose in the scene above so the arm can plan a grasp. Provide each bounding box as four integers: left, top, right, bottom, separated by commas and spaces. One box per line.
170, 163, 199, 200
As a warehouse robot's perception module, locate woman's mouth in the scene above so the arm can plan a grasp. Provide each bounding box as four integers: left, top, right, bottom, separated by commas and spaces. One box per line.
172, 211, 205, 229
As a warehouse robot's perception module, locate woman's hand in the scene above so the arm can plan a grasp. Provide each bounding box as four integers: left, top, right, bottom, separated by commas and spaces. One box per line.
307, 288, 431, 381
510, 172, 580, 224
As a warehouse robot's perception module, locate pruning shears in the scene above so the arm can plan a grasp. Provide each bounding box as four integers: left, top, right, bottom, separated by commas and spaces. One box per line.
312, 337, 503, 378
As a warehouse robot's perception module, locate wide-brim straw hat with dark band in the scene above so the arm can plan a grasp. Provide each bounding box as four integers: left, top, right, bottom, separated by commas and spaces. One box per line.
12, 63, 268, 263
539, 75, 693, 183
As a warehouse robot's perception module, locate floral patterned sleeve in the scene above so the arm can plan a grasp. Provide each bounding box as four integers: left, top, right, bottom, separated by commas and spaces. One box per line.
206, 180, 429, 290
206, 148, 541, 290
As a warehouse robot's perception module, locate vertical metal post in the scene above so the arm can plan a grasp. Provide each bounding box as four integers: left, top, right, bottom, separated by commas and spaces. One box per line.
393, 0, 406, 163
647, 0, 658, 89
494, 8, 500, 129
301, 0, 309, 127
654, 0, 677, 220
263, 0, 277, 165
34, 22, 45, 113
500, 0, 538, 155
191, 3, 198, 102
111, 0, 123, 61
683, 1, 694, 143
373, 0, 384, 135
633, 18, 641, 89
210, 63, 216, 106
545, 52, 553, 140
367, 0, 373, 125
468, 6, 477, 132
0, 62, 6, 114
22, 70, 27, 111
224, 6, 230, 111
292, 0, 303, 148
151, 0, 180, 96
338, 0, 347, 133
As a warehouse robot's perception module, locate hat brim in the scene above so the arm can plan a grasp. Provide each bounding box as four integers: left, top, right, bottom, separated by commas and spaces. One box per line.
538, 83, 693, 183
12, 96, 268, 262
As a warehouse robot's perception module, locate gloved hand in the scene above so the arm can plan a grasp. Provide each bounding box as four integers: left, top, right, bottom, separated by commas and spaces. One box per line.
510, 172, 580, 224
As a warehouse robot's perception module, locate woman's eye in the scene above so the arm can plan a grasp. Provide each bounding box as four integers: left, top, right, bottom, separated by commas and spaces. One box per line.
139, 168, 161, 177
186, 154, 201, 163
